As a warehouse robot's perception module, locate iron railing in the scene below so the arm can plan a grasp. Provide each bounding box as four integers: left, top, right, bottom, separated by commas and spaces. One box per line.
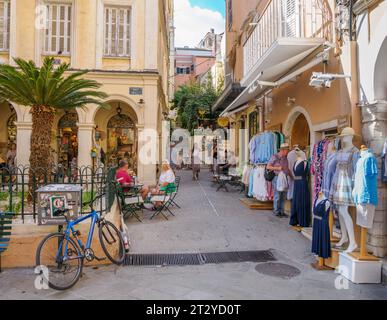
243, 0, 333, 77
0, 165, 109, 222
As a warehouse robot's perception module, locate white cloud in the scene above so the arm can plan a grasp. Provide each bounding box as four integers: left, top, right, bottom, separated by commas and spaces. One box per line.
174, 0, 225, 48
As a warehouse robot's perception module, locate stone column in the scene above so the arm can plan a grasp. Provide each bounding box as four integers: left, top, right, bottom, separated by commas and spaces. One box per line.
77, 123, 95, 169
361, 100, 387, 257
14, 121, 32, 167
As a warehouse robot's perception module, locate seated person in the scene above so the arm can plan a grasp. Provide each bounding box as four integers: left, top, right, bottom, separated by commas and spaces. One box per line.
151, 160, 176, 195
116, 160, 149, 200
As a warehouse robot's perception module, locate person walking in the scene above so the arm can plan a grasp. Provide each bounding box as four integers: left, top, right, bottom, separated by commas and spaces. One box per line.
191, 143, 201, 180
267, 143, 291, 217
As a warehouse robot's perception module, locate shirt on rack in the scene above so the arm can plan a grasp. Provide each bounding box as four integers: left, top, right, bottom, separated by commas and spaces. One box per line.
249, 132, 276, 164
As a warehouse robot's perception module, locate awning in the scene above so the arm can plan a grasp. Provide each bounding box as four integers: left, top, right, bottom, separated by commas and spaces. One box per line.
220, 38, 327, 116
212, 82, 245, 112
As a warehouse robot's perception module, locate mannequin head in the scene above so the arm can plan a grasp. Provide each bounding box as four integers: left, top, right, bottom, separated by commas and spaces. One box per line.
339, 127, 355, 149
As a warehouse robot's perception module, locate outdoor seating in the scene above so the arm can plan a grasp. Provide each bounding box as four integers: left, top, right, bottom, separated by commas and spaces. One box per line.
114, 182, 144, 222
0, 212, 14, 272
149, 183, 178, 220
168, 176, 181, 209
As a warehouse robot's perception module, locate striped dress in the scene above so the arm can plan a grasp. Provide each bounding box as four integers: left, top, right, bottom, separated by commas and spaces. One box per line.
329, 147, 359, 207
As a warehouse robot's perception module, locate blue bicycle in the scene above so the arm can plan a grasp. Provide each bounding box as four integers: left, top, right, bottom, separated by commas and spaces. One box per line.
35, 193, 125, 290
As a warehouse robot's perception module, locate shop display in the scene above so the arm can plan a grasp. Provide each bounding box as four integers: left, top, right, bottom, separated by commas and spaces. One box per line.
249, 131, 284, 164
248, 165, 274, 201
312, 194, 331, 259
57, 112, 79, 170
287, 146, 306, 200
353, 146, 378, 229
290, 159, 310, 228
329, 127, 359, 253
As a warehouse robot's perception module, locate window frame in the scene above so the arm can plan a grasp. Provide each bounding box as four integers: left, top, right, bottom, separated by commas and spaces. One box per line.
0, 0, 10, 52
103, 5, 132, 58
43, 2, 72, 56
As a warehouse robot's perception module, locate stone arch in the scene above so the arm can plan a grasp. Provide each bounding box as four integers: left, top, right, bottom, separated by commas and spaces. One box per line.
374, 37, 387, 100
86, 94, 144, 125
283, 106, 314, 150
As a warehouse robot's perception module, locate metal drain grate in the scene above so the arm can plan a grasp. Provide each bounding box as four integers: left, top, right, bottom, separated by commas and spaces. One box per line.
124, 250, 276, 266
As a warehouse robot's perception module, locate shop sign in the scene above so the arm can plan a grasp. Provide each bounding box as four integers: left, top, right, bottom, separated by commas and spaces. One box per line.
337, 115, 351, 131
217, 117, 229, 127
129, 87, 143, 95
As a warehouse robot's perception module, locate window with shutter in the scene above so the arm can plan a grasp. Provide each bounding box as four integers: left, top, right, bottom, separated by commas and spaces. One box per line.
0, 0, 10, 51
44, 3, 72, 55
282, 0, 300, 38
104, 6, 131, 57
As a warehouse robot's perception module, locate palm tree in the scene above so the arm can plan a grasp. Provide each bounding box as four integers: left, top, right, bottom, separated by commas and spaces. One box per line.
0, 57, 108, 195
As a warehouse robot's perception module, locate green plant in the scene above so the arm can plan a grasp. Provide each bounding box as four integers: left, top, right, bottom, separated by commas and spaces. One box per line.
0, 192, 9, 201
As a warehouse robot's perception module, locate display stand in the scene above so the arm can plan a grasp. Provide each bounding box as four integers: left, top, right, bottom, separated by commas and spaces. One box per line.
328, 210, 340, 243
349, 227, 380, 261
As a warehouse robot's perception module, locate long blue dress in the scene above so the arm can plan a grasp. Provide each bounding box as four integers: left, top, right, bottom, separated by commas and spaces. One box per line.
311, 199, 331, 259
290, 161, 310, 227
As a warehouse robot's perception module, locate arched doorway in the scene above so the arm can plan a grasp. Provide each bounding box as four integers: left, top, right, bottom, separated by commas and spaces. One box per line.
57, 111, 79, 170
107, 107, 137, 169
291, 113, 310, 151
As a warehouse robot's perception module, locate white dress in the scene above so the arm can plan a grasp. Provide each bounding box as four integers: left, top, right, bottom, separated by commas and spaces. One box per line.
253, 166, 268, 201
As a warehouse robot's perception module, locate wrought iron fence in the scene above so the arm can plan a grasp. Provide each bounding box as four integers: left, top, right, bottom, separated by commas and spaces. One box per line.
0, 164, 111, 222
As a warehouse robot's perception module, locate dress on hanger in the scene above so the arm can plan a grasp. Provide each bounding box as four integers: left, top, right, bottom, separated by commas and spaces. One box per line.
311, 199, 331, 259
290, 160, 310, 227
329, 146, 359, 206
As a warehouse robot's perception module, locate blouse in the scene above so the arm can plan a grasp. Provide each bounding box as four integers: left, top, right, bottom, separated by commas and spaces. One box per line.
159, 169, 175, 185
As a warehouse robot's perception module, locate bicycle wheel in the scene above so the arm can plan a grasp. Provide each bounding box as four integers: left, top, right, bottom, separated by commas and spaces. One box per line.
36, 233, 83, 291
98, 220, 125, 265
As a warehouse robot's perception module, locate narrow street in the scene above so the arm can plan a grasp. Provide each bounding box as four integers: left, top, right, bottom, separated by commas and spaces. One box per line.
1, 169, 386, 300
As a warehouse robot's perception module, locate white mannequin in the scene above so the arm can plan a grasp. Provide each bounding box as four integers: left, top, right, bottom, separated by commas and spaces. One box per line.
335, 134, 358, 253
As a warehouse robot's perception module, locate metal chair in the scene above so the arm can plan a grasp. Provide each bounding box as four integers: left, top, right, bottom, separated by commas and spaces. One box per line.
114, 182, 143, 222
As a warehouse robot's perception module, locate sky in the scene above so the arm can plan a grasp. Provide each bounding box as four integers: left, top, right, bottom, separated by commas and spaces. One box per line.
174, 0, 226, 48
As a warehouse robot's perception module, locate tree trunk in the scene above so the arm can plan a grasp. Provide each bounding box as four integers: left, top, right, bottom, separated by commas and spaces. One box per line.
28, 105, 55, 200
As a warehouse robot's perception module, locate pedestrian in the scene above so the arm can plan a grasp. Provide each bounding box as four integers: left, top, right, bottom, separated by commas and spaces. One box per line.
267, 143, 291, 217
191, 143, 201, 180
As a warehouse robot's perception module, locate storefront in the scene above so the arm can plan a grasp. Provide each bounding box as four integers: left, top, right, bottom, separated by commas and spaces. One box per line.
57, 112, 79, 170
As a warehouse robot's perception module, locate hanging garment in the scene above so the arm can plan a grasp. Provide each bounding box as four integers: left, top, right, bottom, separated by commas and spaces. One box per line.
382, 139, 387, 182
290, 161, 311, 228
248, 168, 255, 197
242, 165, 252, 186
311, 199, 331, 259
329, 146, 359, 207
356, 204, 376, 229
253, 166, 268, 201
249, 132, 276, 164
321, 152, 337, 198
311, 139, 330, 202
352, 149, 378, 207
287, 150, 307, 200
276, 171, 289, 192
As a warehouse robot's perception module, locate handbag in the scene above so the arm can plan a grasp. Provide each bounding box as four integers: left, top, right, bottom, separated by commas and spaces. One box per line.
264, 166, 275, 182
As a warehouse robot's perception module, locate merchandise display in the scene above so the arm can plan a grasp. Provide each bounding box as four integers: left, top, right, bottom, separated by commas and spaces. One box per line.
249, 131, 285, 164
312, 195, 331, 259
290, 159, 310, 228
287, 146, 307, 200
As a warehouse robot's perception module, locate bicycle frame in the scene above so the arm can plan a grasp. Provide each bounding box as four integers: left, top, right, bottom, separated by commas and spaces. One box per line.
55, 210, 100, 262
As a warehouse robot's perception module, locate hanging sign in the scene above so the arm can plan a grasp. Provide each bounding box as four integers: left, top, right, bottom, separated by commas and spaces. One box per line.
217, 117, 229, 127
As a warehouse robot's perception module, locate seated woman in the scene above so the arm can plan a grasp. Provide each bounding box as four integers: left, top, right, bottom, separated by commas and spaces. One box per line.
116, 160, 149, 200
151, 160, 176, 195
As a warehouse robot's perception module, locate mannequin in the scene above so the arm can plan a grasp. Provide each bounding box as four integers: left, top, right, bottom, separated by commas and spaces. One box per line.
312, 192, 331, 263
329, 128, 359, 253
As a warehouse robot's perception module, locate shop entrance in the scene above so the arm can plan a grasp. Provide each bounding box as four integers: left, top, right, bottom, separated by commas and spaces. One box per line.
57, 112, 79, 170
290, 113, 310, 152
106, 105, 137, 170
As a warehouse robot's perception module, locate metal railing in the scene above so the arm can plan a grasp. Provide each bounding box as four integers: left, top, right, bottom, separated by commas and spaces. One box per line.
243, 0, 333, 77
0, 165, 109, 222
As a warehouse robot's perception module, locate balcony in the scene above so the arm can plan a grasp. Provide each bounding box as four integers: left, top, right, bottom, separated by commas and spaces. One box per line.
242, 0, 332, 86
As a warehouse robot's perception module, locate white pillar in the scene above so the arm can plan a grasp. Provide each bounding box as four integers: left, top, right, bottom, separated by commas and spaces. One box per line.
77, 123, 95, 168
14, 121, 32, 167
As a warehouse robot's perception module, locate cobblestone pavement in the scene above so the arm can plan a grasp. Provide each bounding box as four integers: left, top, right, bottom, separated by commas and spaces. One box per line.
1, 169, 386, 300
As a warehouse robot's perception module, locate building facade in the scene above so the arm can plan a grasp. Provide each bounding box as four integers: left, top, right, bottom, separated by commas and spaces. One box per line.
0, 0, 174, 185
215, 0, 387, 257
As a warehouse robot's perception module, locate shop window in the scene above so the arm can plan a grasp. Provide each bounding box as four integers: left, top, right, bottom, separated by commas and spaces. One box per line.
104, 6, 131, 57
249, 111, 258, 140
44, 3, 72, 55
107, 110, 137, 170
57, 112, 78, 169
7, 112, 16, 144
0, 0, 10, 51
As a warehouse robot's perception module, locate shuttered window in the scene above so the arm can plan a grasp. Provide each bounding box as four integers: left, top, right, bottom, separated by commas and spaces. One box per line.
44, 3, 72, 55
0, 0, 10, 51
104, 7, 131, 57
